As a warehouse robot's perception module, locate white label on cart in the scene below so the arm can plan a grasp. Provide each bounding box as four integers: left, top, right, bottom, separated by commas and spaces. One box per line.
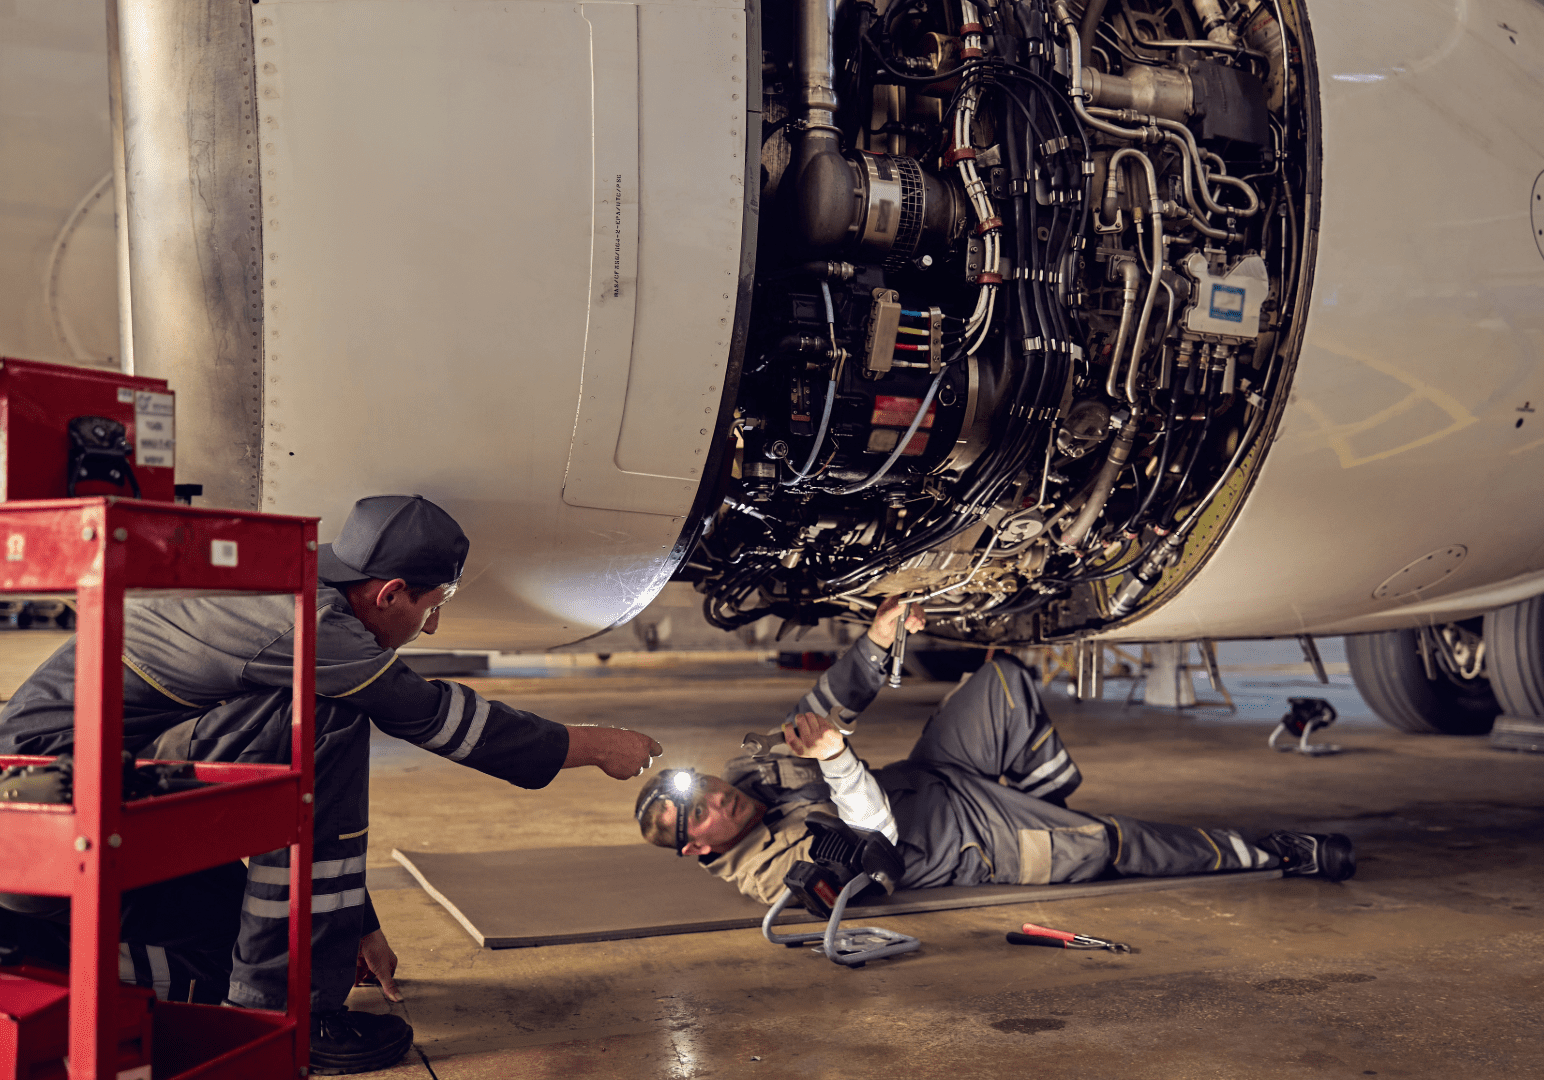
5, 534, 23, 562
116, 387, 134, 404
211, 539, 239, 567
134, 392, 175, 469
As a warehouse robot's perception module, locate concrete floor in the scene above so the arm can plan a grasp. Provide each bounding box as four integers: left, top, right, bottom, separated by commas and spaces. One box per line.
348, 662, 1543, 1080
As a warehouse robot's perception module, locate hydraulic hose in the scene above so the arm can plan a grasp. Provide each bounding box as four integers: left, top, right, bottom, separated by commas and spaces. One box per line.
1077, 0, 1108, 71
1120, 381, 1180, 533
1160, 373, 1220, 527
1058, 415, 1139, 551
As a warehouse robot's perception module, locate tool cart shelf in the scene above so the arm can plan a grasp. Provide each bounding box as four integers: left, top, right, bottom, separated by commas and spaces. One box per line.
0, 498, 318, 1080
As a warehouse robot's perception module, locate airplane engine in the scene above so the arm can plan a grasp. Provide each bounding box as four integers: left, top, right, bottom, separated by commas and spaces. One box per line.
690, 0, 1314, 641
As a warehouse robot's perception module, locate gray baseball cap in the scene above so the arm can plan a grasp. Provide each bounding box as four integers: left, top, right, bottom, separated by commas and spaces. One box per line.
316, 495, 470, 587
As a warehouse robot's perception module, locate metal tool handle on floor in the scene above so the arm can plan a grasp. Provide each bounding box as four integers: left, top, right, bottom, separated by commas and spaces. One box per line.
886, 606, 908, 689
1010, 921, 1131, 953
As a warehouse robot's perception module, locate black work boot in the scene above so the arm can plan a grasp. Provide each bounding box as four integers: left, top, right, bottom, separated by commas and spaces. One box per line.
310, 1007, 413, 1075
1258, 831, 1356, 882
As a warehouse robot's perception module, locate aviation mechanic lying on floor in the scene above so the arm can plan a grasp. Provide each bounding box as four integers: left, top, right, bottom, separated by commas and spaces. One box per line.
0, 495, 663, 1075
635, 599, 1355, 901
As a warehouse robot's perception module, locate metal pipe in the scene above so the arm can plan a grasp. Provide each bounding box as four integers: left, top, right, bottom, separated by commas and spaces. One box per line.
796, 0, 841, 157
1109, 148, 1164, 405
1156, 136, 1245, 239
1128, 36, 1266, 58
1089, 109, 1263, 219
1209, 172, 1262, 214
1149, 116, 1260, 217
1164, 198, 1243, 243
1083, 66, 1193, 123
1052, 3, 1155, 142
1104, 257, 1141, 399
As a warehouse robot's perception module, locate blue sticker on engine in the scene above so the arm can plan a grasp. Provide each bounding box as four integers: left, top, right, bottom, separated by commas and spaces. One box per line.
1209, 284, 1246, 323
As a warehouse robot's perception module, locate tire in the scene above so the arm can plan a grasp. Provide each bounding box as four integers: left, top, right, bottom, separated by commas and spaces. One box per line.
1345, 628, 1499, 735
1482, 595, 1544, 716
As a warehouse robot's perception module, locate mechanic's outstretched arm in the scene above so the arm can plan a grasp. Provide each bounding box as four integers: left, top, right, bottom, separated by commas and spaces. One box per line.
783, 597, 927, 731
783, 712, 898, 843
227, 595, 664, 789
564, 725, 663, 779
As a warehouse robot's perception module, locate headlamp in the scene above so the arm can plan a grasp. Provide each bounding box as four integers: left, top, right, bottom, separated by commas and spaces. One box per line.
636, 767, 700, 856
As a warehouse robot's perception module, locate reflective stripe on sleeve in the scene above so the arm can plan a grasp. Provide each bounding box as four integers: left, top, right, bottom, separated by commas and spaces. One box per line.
312, 888, 369, 913
243, 888, 369, 919
1025, 761, 1079, 798
421, 682, 466, 751
247, 855, 366, 886
448, 694, 492, 761
1016, 749, 1069, 789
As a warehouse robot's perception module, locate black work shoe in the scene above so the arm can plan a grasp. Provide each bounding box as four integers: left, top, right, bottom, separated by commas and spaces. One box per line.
310, 1007, 413, 1075
1258, 831, 1356, 882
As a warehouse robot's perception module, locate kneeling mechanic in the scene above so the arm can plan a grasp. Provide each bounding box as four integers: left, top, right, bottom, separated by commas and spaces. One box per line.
0, 494, 663, 1074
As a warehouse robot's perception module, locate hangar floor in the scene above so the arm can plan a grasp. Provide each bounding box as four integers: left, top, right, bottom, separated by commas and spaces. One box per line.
353, 659, 1543, 1080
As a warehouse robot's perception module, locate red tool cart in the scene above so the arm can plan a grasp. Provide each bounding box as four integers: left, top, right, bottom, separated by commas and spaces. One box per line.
0, 497, 318, 1080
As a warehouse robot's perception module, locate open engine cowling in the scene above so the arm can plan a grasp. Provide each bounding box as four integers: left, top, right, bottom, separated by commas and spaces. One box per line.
684, 0, 1316, 643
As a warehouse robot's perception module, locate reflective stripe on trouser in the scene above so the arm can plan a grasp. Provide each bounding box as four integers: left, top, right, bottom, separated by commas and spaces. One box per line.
908, 656, 1082, 806
120, 942, 172, 1001
0, 862, 245, 1006
1102, 814, 1276, 876
155, 688, 374, 1011
230, 837, 369, 1010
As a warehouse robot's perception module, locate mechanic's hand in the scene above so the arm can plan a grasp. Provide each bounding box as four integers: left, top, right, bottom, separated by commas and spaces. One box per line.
563, 725, 665, 779
356, 928, 402, 1002
783, 712, 846, 761
866, 596, 926, 649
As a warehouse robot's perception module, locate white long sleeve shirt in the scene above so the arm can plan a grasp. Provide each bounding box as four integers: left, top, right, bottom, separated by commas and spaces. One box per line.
818, 744, 899, 843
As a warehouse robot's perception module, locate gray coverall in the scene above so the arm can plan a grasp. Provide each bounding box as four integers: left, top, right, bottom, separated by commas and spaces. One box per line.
0, 587, 567, 1009
707, 637, 1276, 901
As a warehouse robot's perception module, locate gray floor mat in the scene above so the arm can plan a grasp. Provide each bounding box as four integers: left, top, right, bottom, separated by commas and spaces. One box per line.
392, 845, 1281, 948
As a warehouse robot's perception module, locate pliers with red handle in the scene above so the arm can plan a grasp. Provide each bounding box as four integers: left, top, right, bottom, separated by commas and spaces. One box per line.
1006, 920, 1132, 953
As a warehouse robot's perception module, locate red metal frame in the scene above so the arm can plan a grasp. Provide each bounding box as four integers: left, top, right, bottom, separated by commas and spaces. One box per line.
0, 498, 317, 1080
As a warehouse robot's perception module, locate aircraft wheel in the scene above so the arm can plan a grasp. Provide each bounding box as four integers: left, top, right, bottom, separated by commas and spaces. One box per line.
1346, 625, 1499, 735
1482, 597, 1544, 747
